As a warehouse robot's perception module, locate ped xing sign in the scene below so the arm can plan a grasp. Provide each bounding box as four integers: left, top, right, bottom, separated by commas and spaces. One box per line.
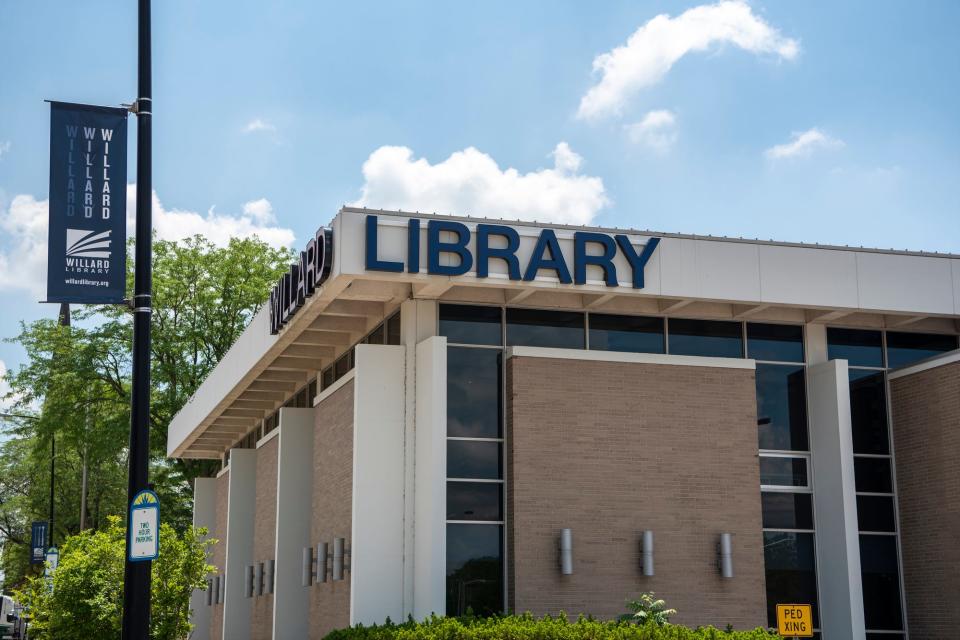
128, 489, 160, 562
46, 101, 128, 304
776, 604, 813, 638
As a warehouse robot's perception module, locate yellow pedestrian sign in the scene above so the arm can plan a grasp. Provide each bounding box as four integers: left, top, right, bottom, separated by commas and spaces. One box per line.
776, 604, 813, 637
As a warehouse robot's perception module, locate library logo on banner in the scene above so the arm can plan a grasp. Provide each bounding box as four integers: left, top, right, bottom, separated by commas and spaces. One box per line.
65, 229, 112, 276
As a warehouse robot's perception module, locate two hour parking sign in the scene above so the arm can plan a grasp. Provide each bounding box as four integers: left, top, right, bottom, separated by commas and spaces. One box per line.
128, 489, 160, 562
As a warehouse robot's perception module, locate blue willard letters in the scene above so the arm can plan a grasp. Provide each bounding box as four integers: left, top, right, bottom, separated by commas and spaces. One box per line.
365, 215, 659, 289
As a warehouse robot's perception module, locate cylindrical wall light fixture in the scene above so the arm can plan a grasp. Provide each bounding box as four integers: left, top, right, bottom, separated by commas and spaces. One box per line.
718, 533, 734, 578
256, 562, 265, 596
245, 564, 255, 598
318, 542, 329, 583
220, 573, 226, 603
267, 559, 276, 594
301, 546, 314, 587
641, 530, 655, 577
206, 579, 214, 606
559, 528, 573, 575
332, 537, 345, 581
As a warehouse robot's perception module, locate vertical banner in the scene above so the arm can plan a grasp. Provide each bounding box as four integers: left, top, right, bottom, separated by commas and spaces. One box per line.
30, 521, 48, 564
47, 101, 128, 304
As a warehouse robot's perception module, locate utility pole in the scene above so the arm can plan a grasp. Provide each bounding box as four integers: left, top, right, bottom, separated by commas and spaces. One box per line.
50, 302, 70, 548
121, 0, 154, 637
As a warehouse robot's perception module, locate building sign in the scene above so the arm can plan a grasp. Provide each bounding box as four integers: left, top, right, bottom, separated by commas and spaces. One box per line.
30, 521, 48, 565
46, 101, 128, 304
364, 214, 660, 289
269, 227, 333, 334
776, 604, 813, 637
128, 489, 160, 562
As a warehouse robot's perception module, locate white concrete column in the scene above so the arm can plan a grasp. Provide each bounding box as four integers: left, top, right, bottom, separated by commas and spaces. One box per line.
222, 448, 257, 640
807, 359, 865, 640
350, 344, 407, 625
190, 477, 217, 640
805, 323, 829, 365
413, 335, 447, 619
272, 408, 315, 640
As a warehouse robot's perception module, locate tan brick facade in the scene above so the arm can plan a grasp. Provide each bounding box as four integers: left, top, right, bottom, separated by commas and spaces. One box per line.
506, 355, 767, 629
890, 360, 960, 640
210, 469, 229, 640
250, 435, 279, 640
309, 379, 355, 639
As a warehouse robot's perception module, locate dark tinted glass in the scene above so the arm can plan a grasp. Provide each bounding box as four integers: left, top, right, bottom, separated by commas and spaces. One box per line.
448, 441, 502, 480
447, 482, 502, 521
827, 328, 884, 368
855, 457, 893, 494
849, 370, 889, 455
368, 323, 385, 345
763, 532, 819, 628
321, 366, 334, 389
857, 495, 897, 532
588, 314, 664, 353
448, 348, 501, 438
761, 492, 814, 530
446, 524, 503, 616
440, 304, 502, 346
386, 312, 401, 345
756, 364, 809, 451
747, 323, 804, 362
668, 318, 743, 358
506, 308, 584, 348
334, 349, 353, 379
760, 457, 808, 487
308, 379, 317, 401
866, 635, 904, 640
859, 535, 903, 630
886, 331, 957, 369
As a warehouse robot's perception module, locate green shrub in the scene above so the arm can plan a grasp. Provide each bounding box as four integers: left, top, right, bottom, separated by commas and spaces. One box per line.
322, 613, 783, 640
620, 593, 678, 626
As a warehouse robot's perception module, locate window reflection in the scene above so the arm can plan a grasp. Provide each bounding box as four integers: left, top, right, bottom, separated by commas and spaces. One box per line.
747, 323, 804, 363
506, 308, 585, 349
589, 314, 664, 353
447, 347, 502, 438
446, 524, 503, 617
849, 370, 889, 455
859, 535, 904, 631
886, 331, 957, 369
759, 457, 808, 487
440, 304, 503, 346
448, 440, 502, 480
856, 495, 897, 533
756, 364, 808, 451
761, 492, 814, 530
667, 318, 743, 358
854, 457, 893, 494
827, 328, 883, 368
763, 532, 819, 628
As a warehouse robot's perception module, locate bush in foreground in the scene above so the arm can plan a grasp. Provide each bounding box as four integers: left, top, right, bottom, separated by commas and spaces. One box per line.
323, 613, 783, 640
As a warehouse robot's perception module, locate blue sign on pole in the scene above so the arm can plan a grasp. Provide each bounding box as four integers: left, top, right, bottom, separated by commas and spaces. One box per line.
46, 101, 128, 304
30, 521, 48, 565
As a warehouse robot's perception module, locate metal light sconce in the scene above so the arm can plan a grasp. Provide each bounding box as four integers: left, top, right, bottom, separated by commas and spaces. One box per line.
267, 559, 275, 594
317, 542, 329, 583
245, 564, 255, 598
332, 537, 348, 581
558, 528, 573, 575
256, 562, 265, 596
206, 579, 214, 606
304, 539, 346, 585
717, 533, 734, 578
214, 574, 223, 604
640, 530, 654, 577
302, 546, 316, 586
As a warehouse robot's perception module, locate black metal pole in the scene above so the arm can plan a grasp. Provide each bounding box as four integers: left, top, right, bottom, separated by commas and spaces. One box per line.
51, 302, 70, 549
121, 0, 153, 637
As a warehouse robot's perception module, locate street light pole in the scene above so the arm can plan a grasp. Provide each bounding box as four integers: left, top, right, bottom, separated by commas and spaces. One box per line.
49, 302, 70, 549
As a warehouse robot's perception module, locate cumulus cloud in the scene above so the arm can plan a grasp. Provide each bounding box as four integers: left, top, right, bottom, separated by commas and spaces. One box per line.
0, 188, 295, 298
351, 143, 609, 226
764, 128, 844, 160
578, 0, 799, 120
625, 110, 678, 151
0, 141, 10, 159
243, 118, 276, 134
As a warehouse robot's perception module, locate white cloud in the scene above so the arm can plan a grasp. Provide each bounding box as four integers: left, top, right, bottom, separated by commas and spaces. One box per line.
243, 118, 276, 134
351, 142, 610, 226
625, 110, 678, 151
578, 0, 799, 120
765, 128, 844, 160
0, 188, 294, 298
0, 141, 10, 159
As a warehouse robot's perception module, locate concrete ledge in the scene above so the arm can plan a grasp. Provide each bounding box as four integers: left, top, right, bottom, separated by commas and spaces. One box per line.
506, 346, 756, 370
313, 369, 357, 407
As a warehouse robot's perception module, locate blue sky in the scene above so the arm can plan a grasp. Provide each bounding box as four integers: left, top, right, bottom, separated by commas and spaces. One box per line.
1, 0, 958, 386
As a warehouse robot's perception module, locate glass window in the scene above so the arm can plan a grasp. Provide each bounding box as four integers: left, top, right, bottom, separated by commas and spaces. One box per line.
849, 370, 889, 455
886, 331, 957, 369
588, 314, 664, 353
334, 349, 353, 379
859, 535, 903, 631
446, 524, 503, 616
440, 304, 502, 346
668, 318, 743, 358
763, 531, 819, 628
448, 348, 502, 438
762, 492, 814, 530
506, 308, 584, 349
857, 496, 897, 533
386, 312, 402, 345
368, 323, 385, 345
854, 457, 893, 494
760, 456, 808, 487
756, 364, 808, 451
446, 482, 502, 521
827, 328, 884, 368
747, 323, 804, 363
321, 366, 334, 389
448, 441, 502, 480
308, 379, 317, 402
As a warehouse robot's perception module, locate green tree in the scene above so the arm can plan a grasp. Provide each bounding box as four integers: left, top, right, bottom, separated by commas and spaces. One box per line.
15, 516, 215, 640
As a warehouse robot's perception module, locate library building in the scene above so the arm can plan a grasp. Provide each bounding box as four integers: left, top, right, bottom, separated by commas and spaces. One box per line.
167, 207, 960, 640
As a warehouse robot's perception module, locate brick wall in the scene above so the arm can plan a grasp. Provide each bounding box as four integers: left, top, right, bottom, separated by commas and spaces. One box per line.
250, 436, 279, 640
210, 469, 229, 640
890, 359, 960, 640
309, 379, 355, 639
506, 355, 766, 629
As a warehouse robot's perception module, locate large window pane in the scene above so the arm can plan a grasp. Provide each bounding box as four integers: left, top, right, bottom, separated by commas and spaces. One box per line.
760, 457, 808, 487
386, 312, 402, 345
756, 364, 809, 451
447, 482, 503, 521
827, 328, 884, 368
440, 304, 502, 346
588, 314, 664, 354
860, 535, 903, 631
448, 440, 502, 480
448, 348, 501, 438
857, 495, 897, 533
668, 318, 743, 358
446, 524, 503, 616
762, 492, 814, 530
763, 532, 819, 628
747, 323, 804, 363
886, 331, 958, 369
506, 308, 585, 348
854, 457, 893, 494
849, 370, 889, 455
